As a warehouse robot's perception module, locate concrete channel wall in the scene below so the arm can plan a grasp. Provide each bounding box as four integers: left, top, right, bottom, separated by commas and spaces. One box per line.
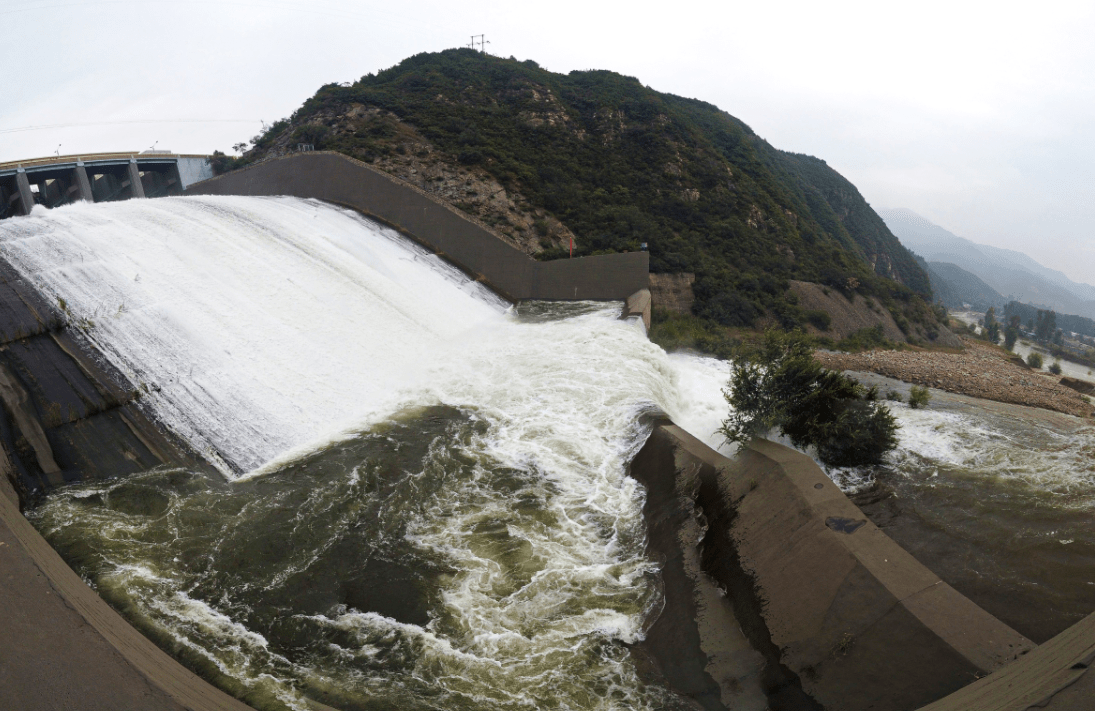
183, 151, 649, 303
0, 255, 255, 710
628, 423, 1094, 711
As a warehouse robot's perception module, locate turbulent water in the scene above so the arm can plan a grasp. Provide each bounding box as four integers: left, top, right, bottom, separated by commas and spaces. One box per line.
829, 375, 1095, 642
4, 196, 729, 711
6, 197, 1093, 710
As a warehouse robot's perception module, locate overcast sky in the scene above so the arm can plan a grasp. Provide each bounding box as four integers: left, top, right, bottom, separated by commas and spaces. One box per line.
3, 0, 1093, 284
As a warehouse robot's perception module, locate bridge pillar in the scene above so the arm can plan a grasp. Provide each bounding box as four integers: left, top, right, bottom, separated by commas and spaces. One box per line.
127, 159, 146, 199
15, 169, 35, 215
73, 163, 94, 202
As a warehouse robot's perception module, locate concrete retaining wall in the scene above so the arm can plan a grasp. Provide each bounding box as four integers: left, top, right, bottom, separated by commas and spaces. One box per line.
916, 610, 1095, 710
0, 258, 209, 502
0, 479, 255, 711
629, 423, 1042, 711
184, 152, 649, 302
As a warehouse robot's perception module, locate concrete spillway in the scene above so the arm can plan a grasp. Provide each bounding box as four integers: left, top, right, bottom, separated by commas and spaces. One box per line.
1, 195, 512, 476
0, 171, 1091, 710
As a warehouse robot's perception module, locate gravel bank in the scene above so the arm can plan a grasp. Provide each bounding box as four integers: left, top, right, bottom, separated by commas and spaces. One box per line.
815, 339, 1095, 418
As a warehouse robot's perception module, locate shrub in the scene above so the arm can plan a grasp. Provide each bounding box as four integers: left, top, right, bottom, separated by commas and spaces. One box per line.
1049, 360, 1063, 375
837, 325, 890, 352
908, 385, 931, 409
291, 124, 330, 148
208, 150, 246, 176
1027, 352, 1044, 369
648, 309, 737, 359
886, 389, 903, 402
720, 330, 899, 467
805, 309, 832, 331
1004, 327, 1019, 351
457, 149, 483, 164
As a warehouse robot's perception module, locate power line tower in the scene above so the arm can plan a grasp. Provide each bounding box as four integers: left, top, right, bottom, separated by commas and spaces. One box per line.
467, 34, 490, 53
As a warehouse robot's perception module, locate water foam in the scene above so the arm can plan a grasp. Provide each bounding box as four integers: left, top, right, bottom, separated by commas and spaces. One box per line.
1, 196, 508, 474
10, 196, 732, 710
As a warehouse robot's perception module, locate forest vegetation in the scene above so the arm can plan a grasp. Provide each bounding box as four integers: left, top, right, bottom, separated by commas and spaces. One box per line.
221, 49, 943, 345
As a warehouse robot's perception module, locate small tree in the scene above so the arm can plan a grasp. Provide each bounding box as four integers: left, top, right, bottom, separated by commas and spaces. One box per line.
908, 385, 931, 409
1027, 352, 1044, 369
983, 307, 1001, 344
208, 150, 244, 176
1035, 310, 1057, 343
721, 331, 899, 467
1049, 360, 1063, 375
1004, 315, 1021, 351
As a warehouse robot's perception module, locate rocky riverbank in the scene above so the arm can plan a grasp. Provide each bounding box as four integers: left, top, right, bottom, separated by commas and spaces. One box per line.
815, 338, 1095, 418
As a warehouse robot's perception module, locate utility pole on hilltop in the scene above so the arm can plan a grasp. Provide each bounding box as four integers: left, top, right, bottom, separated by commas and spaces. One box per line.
468, 34, 490, 53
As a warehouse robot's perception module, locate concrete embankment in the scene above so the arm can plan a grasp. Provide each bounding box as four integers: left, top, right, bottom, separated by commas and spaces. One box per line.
630, 423, 1044, 711
0, 256, 262, 709
184, 151, 649, 303
0, 470, 256, 711
916, 610, 1095, 710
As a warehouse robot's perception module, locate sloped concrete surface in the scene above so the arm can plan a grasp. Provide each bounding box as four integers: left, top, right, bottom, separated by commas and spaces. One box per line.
916, 610, 1094, 710
0, 473, 254, 711
630, 424, 1042, 711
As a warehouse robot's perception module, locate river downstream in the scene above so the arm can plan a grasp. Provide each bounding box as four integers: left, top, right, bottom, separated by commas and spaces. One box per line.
832, 373, 1095, 642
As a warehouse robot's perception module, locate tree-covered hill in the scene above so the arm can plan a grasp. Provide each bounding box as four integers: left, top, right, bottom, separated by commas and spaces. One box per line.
916, 257, 1005, 312
227, 49, 936, 336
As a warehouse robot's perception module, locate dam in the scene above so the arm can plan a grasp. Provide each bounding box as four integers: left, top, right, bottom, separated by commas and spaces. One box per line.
0, 153, 1092, 710
0, 152, 213, 218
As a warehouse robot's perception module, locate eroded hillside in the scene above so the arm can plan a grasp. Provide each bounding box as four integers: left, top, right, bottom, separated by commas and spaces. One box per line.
225, 49, 945, 342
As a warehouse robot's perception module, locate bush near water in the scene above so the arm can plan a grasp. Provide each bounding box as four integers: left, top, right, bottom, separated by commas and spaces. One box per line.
908, 385, 931, 409
720, 331, 899, 467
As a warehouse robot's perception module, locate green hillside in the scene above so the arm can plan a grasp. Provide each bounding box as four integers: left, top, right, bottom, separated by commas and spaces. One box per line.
228, 49, 934, 334
916, 257, 1005, 312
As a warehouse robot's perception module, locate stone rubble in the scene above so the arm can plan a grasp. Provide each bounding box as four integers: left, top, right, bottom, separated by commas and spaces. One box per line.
815, 338, 1095, 418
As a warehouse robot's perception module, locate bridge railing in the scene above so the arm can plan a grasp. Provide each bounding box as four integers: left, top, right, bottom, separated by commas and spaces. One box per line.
0, 153, 211, 171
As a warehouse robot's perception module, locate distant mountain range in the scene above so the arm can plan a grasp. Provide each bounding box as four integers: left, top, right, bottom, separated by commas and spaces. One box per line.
880, 208, 1095, 319
914, 257, 1004, 312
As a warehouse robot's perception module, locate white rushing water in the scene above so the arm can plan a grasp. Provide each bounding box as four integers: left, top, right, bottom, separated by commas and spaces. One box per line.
2, 196, 509, 473
0, 197, 727, 476
5, 196, 733, 710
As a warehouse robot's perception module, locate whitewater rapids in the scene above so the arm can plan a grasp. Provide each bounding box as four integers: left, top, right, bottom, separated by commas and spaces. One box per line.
3, 196, 732, 711
0, 196, 731, 476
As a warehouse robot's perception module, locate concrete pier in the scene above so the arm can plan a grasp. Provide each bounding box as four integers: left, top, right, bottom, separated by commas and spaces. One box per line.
127, 158, 146, 198
15, 169, 34, 215
74, 161, 94, 202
